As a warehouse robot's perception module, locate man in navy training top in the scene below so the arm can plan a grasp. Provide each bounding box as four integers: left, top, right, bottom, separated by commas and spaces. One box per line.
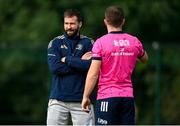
47, 9, 95, 125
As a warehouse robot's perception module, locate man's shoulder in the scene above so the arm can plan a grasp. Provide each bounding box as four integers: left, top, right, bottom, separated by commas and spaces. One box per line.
103, 32, 139, 41
48, 35, 65, 48
95, 34, 107, 43
50, 35, 65, 43
54, 35, 65, 41
80, 35, 94, 44
118, 32, 140, 41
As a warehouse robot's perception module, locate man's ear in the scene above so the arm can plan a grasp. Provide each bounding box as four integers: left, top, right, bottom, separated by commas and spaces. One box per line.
79, 22, 82, 28
104, 19, 108, 26
121, 18, 125, 27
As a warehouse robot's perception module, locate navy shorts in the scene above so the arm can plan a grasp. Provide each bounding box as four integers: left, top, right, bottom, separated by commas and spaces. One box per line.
95, 97, 135, 125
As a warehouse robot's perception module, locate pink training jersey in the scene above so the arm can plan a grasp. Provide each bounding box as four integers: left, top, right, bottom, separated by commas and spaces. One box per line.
92, 32, 145, 100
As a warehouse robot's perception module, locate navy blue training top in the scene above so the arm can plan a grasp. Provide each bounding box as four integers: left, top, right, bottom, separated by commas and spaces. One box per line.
47, 33, 95, 102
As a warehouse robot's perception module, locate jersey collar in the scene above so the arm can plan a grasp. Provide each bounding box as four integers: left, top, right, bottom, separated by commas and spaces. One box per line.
109, 31, 124, 34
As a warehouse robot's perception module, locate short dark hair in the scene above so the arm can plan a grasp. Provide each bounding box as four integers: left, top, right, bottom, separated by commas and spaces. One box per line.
64, 9, 82, 22
105, 6, 124, 27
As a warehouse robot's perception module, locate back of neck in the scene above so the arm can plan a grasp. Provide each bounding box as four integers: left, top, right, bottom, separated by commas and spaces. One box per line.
107, 26, 122, 33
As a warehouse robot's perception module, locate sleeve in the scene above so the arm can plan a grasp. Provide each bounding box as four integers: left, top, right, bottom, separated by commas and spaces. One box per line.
136, 38, 145, 58
65, 56, 91, 72
92, 39, 102, 60
65, 39, 93, 72
47, 39, 74, 75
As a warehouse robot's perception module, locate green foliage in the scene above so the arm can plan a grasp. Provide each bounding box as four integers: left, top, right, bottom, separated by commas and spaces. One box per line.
0, 0, 180, 124
0, 48, 49, 124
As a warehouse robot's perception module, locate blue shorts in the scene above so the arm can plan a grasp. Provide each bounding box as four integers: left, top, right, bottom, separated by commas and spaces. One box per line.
96, 97, 135, 125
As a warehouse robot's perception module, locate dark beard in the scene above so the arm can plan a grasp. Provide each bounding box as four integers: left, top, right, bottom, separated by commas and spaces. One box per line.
65, 29, 79, 38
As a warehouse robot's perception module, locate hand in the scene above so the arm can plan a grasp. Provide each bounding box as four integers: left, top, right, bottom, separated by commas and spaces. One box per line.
61, 57, 66, 63
81, 51, 92, 60
81, 97, 91, 112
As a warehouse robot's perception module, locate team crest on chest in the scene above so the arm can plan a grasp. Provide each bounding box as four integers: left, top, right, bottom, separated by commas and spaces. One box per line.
76, 44, 83, 50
